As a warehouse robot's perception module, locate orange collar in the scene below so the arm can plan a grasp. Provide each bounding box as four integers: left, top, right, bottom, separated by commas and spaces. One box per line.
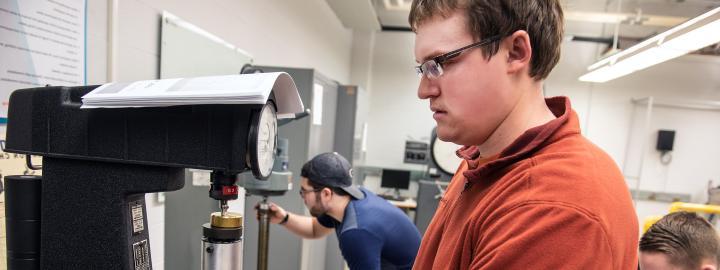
456, 96, 580, 182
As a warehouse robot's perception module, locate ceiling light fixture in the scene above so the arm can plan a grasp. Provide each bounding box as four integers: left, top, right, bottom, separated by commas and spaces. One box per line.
579, 6, 720, 83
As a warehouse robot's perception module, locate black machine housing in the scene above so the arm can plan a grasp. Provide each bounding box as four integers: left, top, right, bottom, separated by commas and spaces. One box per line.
3, 85, 269, 269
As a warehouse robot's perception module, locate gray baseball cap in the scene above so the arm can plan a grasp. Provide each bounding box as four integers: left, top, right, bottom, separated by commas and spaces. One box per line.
300, 152, 365, 199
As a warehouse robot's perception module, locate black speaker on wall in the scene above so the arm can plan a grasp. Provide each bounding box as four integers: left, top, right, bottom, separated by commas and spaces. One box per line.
656, 130, 676, 152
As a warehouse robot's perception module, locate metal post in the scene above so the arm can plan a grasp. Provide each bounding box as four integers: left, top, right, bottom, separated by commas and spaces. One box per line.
257, 197, 270, 270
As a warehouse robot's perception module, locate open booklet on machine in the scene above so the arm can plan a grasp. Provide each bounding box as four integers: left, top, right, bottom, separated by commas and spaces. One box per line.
81, 72, 304, 119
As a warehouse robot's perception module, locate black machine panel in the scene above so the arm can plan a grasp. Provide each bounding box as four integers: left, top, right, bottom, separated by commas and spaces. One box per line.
5, 85, 263, 173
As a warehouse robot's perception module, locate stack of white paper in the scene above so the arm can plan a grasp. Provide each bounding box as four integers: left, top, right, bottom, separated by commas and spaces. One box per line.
81, 72, 304, 118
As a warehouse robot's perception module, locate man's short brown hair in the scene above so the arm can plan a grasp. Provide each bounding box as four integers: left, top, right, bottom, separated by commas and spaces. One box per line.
640, 211, 720, 269
408, 0, 564, 80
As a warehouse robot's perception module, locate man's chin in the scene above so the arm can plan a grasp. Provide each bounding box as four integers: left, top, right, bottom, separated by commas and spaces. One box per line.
309, 210, 325, 217
436, 128, 456, 143
437, 127, 487, 146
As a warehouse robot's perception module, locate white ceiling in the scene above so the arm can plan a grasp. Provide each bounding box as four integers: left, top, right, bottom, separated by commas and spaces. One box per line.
368, 0, 719, 39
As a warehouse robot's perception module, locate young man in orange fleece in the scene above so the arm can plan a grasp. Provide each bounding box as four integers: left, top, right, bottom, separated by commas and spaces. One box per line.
409, 0, 638, 269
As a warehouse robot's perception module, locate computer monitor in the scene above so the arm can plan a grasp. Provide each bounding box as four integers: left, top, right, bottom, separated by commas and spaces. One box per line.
381, 169, 411, 190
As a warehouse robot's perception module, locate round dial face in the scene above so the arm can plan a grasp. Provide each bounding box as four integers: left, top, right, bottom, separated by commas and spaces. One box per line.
254, 103, 278, 178
431, 135, 463, 176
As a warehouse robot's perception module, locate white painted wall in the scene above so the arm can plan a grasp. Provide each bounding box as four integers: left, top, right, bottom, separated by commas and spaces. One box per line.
110, 0, 352, 83
85, 1, 353, 269
363, 31, 430, 170
362, 24, 720, 228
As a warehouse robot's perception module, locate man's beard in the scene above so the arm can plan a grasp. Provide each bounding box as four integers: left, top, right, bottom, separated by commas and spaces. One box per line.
308, 194, 327, 217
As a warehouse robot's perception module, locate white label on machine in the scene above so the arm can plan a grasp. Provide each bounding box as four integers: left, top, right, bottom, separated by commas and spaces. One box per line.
131, 203, 144, 233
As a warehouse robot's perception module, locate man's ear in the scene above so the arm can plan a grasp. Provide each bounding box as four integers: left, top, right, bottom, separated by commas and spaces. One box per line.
504, 30, 532, 76
321, 187, 333, 199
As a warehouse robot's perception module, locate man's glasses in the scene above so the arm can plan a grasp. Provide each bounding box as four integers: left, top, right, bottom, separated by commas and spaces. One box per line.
299, 187, 323, 197
415, 35, 501, 80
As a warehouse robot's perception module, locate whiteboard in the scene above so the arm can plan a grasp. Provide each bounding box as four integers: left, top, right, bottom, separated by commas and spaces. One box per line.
160, 11, 253, 79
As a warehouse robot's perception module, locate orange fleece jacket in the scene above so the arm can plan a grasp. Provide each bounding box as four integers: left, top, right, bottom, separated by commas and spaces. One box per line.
413, 97, 638, 270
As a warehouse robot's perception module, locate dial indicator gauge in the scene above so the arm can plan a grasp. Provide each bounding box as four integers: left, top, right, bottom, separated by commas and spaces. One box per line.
249, 102, 278, 179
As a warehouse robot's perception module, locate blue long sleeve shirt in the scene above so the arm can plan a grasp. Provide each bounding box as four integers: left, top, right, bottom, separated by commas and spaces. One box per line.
317, 188, 421, 270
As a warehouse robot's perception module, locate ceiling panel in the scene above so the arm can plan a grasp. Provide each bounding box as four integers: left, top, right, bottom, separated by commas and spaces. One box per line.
369, 0, 719, 38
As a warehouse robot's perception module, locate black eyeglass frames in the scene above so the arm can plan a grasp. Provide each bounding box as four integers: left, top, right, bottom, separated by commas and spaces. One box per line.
299, 187, 323, 196
415, 35, 501, 80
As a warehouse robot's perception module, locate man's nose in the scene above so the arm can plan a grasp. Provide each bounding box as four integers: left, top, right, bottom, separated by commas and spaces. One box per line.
418, 78, 439, 100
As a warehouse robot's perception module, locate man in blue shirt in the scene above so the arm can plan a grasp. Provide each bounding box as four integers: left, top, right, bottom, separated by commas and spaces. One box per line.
260, 152, 421, 270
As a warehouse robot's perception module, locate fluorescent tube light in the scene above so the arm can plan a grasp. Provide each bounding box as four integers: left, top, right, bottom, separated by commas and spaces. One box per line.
661, 19, 720, 51
579, 7, 720, 83
579, 47, 687, 82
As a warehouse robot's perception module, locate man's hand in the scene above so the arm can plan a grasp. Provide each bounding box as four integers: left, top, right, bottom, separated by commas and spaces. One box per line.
255, 202, 333, 239
255, 202, 288, 224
